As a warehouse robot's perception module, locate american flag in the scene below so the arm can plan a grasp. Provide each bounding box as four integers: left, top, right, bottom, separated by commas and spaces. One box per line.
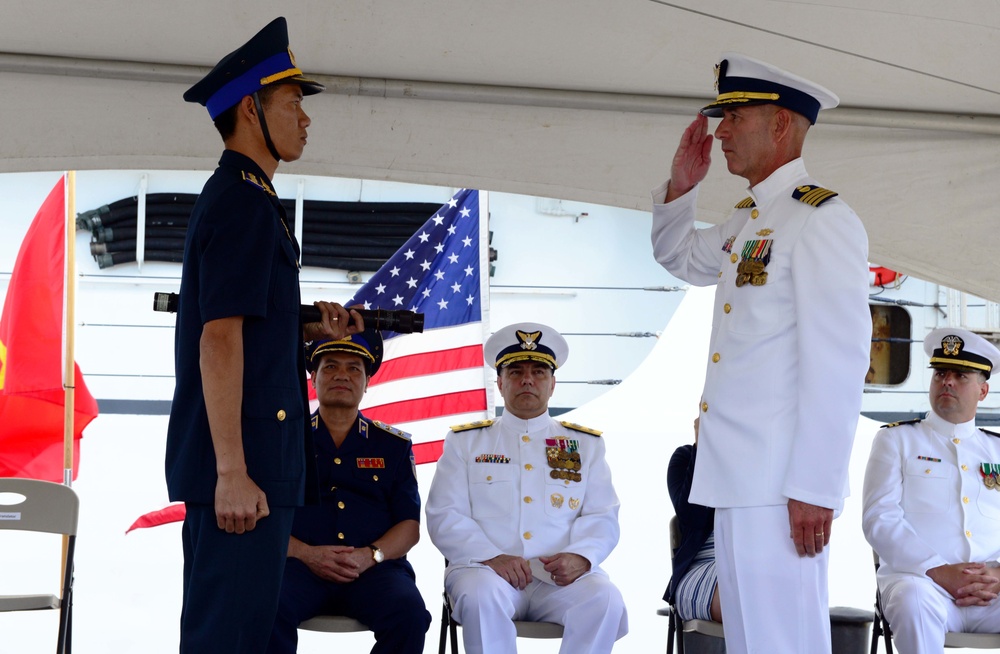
350, 189, 491, 461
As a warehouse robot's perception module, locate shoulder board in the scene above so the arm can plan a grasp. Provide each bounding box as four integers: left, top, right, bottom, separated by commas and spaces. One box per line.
734, 197, 756, 209
980, 428, 1000, 439
560, 421, 603, 437
792, 185, 838, 207
240, 170, 276, 196
881, 418, 923, 429
451, 419, 495, 433
372, 420, 411, 441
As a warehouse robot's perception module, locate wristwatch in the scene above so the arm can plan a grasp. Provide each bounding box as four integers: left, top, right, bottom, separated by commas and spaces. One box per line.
369, 545, 384, 564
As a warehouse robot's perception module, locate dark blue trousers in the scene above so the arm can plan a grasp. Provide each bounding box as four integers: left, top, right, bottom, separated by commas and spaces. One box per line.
267, 557, 431, 654
181, 504, 295, 653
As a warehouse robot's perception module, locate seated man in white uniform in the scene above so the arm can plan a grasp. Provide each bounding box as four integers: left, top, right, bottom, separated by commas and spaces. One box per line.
863, 327, 1000, 652
426, 322, 628, 654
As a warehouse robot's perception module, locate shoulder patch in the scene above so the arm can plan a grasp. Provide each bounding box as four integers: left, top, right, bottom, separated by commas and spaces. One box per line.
241, 170, 277, 196
451, 419, 494, 433
792, 185, 838, 207
882, 418, 923, 429
980, 428, 1000, 439
372, 419, 411, 441
560, 421, 603, 437
734, 197, 756, 209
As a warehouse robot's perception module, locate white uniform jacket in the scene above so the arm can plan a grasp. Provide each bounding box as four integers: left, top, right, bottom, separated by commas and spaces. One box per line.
425, 413, 621, 578
862, 410, 1000, 578
651, 158, 870, 511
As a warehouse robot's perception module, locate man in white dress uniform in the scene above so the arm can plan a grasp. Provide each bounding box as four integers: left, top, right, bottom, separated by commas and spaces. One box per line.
650, 53, 871, 653
863, 327, 1000, 652
425, 322, 628, 654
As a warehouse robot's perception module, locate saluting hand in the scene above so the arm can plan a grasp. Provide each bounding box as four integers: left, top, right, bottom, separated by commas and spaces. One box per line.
665, 114, 713, 202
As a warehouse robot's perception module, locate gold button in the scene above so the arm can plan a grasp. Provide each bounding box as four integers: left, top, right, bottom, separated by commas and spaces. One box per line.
963, 497, 969, 504
962, 464, 969, 471
751, 209, 759, 219
966, 530, 972, 538
338, 532, 345, 540
953, 438, 961, 444
486, 475, 493, 481
565, 480, 570, 486
730, 253, 738, 264
525, 464, 533, 471
718, 271, 723, 278
523, 532, 532, 540
712, 353, 721, 363
337, 501, 345, 509
925, 469, 931, 474
372, 474, 379, 482
276, 409, 286, 421
521, 435, 530, 442
701, 402, 709, 413
724, 303, 731, 314
334, 457, 342, 465
524, 496, 532, 503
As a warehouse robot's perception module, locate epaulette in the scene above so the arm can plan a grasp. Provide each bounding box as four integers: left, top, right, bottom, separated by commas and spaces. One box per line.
372, 419, 411, 441
451, 419, 494, 433
882, 418, 922, 429
792, 185, 838, 207
560, 421, 603, 437
980, 428, 1000, 439
241, 170, 276, 196
734, 197, 756, 209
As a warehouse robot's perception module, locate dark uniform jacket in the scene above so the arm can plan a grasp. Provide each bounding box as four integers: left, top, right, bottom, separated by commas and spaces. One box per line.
165, 149, 314, 507
292, 411, 420, 555
665, 444, 714, 603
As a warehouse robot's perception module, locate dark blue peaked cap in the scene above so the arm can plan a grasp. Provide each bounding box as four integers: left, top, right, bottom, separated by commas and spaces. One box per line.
184, 17, 324, 120
306, 329, 385, 377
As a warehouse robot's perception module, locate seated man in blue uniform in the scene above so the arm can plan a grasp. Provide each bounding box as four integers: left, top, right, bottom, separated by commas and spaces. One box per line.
426, 322, 628, 654
863, 327, 1000, 652
169, 17, 362, 653
267, 330, 431, 654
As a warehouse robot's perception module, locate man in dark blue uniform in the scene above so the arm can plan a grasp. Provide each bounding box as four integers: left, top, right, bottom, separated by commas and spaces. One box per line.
267, 331, 431, 653
167, 17, 363, 652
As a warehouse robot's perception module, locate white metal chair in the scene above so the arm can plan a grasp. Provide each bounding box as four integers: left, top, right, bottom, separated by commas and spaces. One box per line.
665, 516, 725, 654
0, 478, 80, 654
438, 560, 564, 653
299, 614, 369, 633
871, 550, 1000, 651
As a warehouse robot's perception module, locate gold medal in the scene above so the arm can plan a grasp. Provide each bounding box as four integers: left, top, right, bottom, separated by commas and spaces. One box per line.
750, 272, 768, 286
986, 475, 997, 489
736, 273, 749, 287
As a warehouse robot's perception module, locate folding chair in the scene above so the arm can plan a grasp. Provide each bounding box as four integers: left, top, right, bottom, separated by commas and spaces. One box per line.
299, 614, 369, 633
0, 478, 80, 654
664, 515, 725, 654
871, 549, 1000, 652
438, 561, 564, 654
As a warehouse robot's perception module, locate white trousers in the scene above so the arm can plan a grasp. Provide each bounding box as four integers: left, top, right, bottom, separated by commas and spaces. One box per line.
880, 572, 1000, 653
715, 505, 831, 654
445, 565, 628, 654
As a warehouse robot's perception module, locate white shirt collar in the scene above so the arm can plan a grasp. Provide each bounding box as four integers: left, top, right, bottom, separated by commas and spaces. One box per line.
926, 409, 978, 439
748, 157, 808, 205
500, 411, 551, 434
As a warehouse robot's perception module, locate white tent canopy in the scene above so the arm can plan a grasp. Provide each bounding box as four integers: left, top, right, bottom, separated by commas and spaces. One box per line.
2, 1, 998, 297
